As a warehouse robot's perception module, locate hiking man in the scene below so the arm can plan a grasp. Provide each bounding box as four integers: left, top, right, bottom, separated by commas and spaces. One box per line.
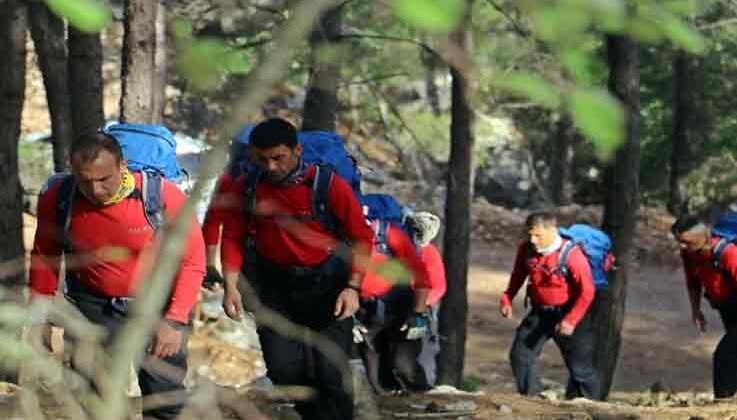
219, 118, 374, 420
672, 216, 737, 398
356, 214, 431, 395
30, 132, 206, 420
499, 212, 600, 400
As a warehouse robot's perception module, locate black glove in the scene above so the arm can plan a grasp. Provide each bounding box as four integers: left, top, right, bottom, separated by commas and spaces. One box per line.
403, 312, 431, 340
202, 265, 224, 290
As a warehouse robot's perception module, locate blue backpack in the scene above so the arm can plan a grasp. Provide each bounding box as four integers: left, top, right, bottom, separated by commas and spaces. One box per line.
557, 224, 614, 291
53, 123, 184, 251
711, 212, 737, 270
103, 123, 185, 181
361, 193, 417, 256
229, 124, 255, 177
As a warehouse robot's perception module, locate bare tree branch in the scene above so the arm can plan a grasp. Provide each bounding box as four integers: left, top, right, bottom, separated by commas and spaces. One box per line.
483, 0, 531, 37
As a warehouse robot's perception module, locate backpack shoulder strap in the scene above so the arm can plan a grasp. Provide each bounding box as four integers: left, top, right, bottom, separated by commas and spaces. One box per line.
55, 175, 76, 254
557, 240, 578, 279
242, 169, 263, 221
140, 171, 165, 232
712, 238, 732, 271
312, 163, 337, 232
375, 220, 392, 255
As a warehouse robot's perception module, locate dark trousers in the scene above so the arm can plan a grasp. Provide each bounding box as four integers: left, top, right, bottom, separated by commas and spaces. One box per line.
714, 303, 737, 398
358, 287, 434, 394
65, 289, 189, 420
509, 306, 601, 400
246, 254, 354, 420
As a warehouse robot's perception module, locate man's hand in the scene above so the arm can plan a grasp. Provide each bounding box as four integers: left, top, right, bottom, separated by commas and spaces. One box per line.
203, 265, 224, 290
555, 320, 575, 336
401, 312, 431, 340
692, 309, 707, 332
223, 284, 243, 321
334, 288, 360, 320
150, 321, 183, 358
499, 295, 512, 318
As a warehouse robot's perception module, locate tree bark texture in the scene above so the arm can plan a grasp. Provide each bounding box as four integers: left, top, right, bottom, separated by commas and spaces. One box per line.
68, 27, 105, 137
301, 6, 341, 132
597, 34, 640, 399
668, 51, 692, 216
437, 0, 475, 388
151, 1, 167, 123
0, 0, 28, 292
549, 115, 575, 206
28, 1, 73, 172
120, 0, 158, 123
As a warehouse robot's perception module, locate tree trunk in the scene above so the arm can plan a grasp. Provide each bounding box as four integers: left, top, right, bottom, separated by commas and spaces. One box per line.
28, 1, 73, 173
120, 0, 158, 123
68, 27, 105, 137
437, 0, 474, 388
301, 6, 341, 132
597, 34, 640, 399
0, 0, 27, 293
549, 114, 574, 205
151, 1, 167, 123
668, 51, 691, 216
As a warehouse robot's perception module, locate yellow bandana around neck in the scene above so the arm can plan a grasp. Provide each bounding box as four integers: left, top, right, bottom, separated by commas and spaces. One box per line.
102, 168, 136, 205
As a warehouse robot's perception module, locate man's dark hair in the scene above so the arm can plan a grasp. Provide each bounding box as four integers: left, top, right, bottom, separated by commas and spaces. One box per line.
249, 118, 298, 149
525, 212, 558, 229
70, 132, 124, 164
671, 215, 705, 236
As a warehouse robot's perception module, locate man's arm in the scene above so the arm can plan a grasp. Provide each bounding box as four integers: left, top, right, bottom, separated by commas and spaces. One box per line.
500, 243, 530, 316
386, 224, 431, 311
560, 247, 595, 329
325, 175, 374, 318
161, 182, 206, 323
325, 175, 374, 287
29, 184, 64, 298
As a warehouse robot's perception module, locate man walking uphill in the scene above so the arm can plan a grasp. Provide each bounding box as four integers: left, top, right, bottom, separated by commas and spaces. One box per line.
219, 118, 374, 420
499, 212, 601, 400
30, 133, 206, 419
673, 216, 737, 398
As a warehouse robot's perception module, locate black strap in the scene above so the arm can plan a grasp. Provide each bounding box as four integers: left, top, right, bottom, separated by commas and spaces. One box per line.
556, 240, 577, 279
56, 175, 76, 254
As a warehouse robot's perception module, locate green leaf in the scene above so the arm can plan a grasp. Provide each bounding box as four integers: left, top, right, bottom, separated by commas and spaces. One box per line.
625, 16, 664, 43
569, 88, 625, 160
560, 49, 597, 85
45, 0, 112, 33
176, 38, 250, 91
393, 0, 464, 32
496, 72, 560, 108
531, 5, 590, 43
657, 12, 706, 54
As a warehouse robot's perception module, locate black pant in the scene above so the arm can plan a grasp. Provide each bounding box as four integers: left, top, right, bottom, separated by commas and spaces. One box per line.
65, 289, 189, 420
246, 254, 354, 420
358, 287, 433, 394
509, 306, 601, 400
714, 303, 737, 398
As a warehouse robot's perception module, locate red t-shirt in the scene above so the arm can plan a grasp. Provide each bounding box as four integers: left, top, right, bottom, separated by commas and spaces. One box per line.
681, 237, 737, 306
421, 244, 447, 306
220, 165, 374, 276
360, 222, 431, 299
30, 172, 206, 323
501, 241, 595, 327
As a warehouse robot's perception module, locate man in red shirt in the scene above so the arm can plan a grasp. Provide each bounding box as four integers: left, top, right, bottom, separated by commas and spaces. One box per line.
357, 219, 431, 395
30, 133, 206, 419
499, 212, 600, 400
673, 216, 737, 398
219, 118, 374, 420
